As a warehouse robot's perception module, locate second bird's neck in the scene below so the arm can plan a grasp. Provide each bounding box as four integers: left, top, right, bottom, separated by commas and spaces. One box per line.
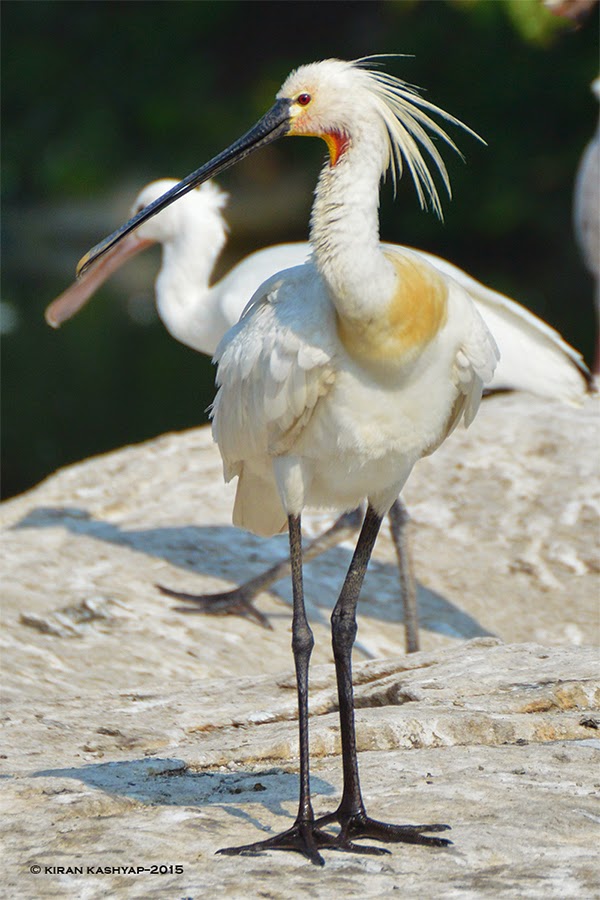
309, 143, 396, 320
156, 224, 227, 356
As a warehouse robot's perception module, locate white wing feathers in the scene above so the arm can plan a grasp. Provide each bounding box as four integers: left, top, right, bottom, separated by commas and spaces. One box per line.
211, 264, 337, 484
216, 242, 311, 332
446, 301, 500, 440
413, 248, 591, 403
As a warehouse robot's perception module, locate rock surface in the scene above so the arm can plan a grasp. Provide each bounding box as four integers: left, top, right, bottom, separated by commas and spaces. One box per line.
1, 392, 599, 898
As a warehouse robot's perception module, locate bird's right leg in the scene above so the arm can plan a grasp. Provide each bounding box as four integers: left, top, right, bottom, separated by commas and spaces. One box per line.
216, 513, 333, 865
157, 508, 363, 630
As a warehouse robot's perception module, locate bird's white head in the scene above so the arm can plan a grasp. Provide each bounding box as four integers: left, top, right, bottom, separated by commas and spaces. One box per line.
132, 178, 229, 243
45, 178, 229, 328
78, 56, 482, 276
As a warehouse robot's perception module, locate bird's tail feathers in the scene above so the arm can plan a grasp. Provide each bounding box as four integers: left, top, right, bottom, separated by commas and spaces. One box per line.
232, 463, 288, 537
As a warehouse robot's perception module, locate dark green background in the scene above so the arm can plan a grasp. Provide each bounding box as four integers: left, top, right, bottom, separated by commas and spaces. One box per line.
2, 0, 597, 500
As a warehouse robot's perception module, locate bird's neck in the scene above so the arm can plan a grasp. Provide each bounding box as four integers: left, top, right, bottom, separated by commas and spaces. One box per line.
156, 224, 228, 356
309, 141, 396, 320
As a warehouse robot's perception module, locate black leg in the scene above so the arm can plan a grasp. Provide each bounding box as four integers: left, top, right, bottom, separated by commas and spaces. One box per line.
316, 504, 451, 850
160, 502, 423, 657
156, 509, 363, 631
217, 514, 330, 865
388, 499, 419, 653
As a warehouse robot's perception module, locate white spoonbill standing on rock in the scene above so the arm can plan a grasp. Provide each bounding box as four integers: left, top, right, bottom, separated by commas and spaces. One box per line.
78, 56, 519, 862
46, 179, 591, 642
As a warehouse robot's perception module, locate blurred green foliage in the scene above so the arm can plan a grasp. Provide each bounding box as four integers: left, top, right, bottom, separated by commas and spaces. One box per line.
2, 0, 598, 500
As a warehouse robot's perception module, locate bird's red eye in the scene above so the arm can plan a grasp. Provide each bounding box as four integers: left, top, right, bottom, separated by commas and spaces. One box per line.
297, 93, 311, 106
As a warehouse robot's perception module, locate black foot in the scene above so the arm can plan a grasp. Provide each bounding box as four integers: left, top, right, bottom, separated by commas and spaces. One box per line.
216, 820, 391, 866
155, 583, 272, 630
315, 809, 452, 848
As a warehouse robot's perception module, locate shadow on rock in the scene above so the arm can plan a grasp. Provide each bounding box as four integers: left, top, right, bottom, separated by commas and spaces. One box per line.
33, 756, 335, 827
15, 505, 495, 641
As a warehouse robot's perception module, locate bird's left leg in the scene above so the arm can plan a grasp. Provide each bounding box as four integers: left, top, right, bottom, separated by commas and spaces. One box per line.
387, 498, 419, 653
316, 504, 451, 851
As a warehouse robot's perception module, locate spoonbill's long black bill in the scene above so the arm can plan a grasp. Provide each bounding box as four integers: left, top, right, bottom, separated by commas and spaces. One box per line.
76, 98, 292, 278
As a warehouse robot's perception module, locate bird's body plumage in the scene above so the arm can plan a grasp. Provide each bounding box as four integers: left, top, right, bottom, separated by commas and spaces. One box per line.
139, 183, 590, 404
212, 249, 498, 535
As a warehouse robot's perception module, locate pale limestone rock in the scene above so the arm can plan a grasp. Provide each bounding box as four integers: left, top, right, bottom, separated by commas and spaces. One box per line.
1, 392, 599, 897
